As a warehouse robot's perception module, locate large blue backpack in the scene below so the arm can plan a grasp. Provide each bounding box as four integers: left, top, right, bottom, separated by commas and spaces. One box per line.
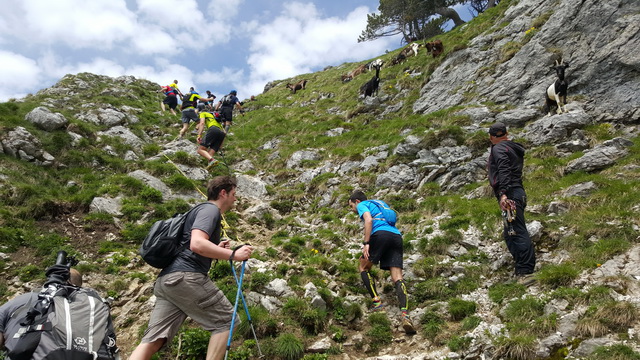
366, 200, 397, 226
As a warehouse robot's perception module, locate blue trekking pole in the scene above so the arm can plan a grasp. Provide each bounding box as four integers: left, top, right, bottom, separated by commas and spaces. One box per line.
225, 247, 264, 359
224, 260, 245, 360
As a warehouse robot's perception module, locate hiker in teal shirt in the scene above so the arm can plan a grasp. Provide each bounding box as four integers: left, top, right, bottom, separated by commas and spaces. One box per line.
348, 190, 416, 335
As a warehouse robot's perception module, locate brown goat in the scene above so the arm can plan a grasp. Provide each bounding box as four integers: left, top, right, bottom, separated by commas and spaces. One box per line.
341, 64, 368, 82
286, 79, 307, 94
425, 40, 444, 58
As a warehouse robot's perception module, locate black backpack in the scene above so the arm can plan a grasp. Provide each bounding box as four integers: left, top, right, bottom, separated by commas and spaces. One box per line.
181, 93, 196, 110
7, 266, 118, 360
139, 203, 212, 268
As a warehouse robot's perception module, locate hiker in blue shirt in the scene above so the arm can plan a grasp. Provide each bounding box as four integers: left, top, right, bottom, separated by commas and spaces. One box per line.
348, 190, 416, 335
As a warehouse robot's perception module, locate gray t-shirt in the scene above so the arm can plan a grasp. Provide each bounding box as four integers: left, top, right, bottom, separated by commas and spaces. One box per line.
160, 202, 221, 276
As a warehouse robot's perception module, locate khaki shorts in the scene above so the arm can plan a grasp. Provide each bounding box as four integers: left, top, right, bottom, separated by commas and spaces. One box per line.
141, 272, 236, 344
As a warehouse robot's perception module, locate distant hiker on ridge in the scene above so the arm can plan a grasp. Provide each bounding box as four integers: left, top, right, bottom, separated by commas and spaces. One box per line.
160, 81, 181, 116
179, 90, 214, 139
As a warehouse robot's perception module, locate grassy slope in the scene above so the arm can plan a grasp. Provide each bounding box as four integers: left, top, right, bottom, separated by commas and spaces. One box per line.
0, 0, 639, 358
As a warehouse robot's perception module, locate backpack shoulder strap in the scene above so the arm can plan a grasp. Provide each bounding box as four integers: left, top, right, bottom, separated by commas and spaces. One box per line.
176, 202, 216, 252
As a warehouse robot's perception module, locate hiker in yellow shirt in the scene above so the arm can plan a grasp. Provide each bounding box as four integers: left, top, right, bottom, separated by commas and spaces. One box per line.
196, 111, 226, 169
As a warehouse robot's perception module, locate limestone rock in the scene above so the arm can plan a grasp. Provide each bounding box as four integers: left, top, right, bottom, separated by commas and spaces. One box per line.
98, 126, 145, 151
25, 107, 68, 131
1, 127, 56, 166
89, 197, 123, 216
376, 164, 418, 189
565, 137, 633, 174
287, 149, 321, 169
236, 174, 268, 199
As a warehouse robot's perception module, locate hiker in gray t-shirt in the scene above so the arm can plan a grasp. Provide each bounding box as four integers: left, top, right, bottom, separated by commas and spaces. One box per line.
130, 176, 253, 360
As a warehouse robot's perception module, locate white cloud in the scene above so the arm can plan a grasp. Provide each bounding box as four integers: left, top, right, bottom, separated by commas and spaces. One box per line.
20, 0, 137, 49
0, 51, 41, 100
241, 1, 398, 96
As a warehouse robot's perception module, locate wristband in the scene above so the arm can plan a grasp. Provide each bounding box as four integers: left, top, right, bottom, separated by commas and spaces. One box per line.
363, 242, 369, 245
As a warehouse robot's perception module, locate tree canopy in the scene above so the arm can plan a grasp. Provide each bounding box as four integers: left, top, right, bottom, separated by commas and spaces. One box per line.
358, 0, 498, 43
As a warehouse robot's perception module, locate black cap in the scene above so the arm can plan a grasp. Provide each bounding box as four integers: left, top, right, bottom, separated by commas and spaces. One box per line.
489, 122, 507, 137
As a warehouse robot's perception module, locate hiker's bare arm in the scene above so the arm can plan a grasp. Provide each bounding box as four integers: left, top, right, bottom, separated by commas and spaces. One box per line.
362, 212, 373, 243
190, 229, 234, 260
190, 229, 252, 260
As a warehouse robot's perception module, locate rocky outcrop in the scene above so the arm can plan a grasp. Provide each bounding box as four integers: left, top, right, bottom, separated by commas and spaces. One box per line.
565, 137, 633, 174
97, 126, 146, 151
413, 0, 640, 122
25, 107, 68, 131
1, 127, 56, 166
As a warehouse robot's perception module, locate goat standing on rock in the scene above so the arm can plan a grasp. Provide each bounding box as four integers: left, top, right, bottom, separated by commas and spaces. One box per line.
544, 59, 570, 116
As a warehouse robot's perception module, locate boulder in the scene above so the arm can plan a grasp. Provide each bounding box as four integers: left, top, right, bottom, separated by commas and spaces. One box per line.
98, 126, 145, 151
523, 110, 593, 146
561, 181, 597, 198
236, 174, 268, 199
127, 170, 173, 200
565, 137, 633, 174
494, 107, 539, 128
89, 197, 123, 216
307, 337, 332, 353
25, 107, 68, 131
393, 135, 422, 156
376, 164, 419, 189
264, 278, 293, 297
286, 149, 321, 169
1, 127, 56, 166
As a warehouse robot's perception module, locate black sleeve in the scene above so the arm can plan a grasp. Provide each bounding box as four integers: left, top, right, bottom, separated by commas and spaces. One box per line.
492, 144, 512, 196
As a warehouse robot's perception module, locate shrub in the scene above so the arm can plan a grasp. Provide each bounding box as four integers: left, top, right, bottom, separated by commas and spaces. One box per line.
272, 333, 304, 360
366, 313, 392, 351
171, 327, 210, 360
448, 298, 477, 321
19, 264, 42, 282
502, 297, 545, 323
447, 335, 472, 352
493, 335, 537, 360
537, 263, 579, 288
488, 282, 526, 304
139, 186, 163, 203
591, 344, 640, 360
421, 311, 445, 340
236, 306, 279, 338
461, 315, 482, 331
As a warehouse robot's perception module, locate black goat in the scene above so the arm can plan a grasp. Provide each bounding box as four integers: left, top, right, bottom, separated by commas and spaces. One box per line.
544, 59, 570, 116
360, 63, 382, 98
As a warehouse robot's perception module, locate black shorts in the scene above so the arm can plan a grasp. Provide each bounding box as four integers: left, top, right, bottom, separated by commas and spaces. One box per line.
202, 127, 225, 152
220, 107, 233, 123
367, 231, 403, 270
163, 95, 178, 109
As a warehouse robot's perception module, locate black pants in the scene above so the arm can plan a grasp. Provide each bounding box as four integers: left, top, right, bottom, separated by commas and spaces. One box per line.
503, 187, 536, 275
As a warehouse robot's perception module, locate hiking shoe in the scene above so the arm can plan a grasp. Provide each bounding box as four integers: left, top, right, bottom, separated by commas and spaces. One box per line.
370, 297, 385, 312
402, 315, 417, 335
516, 273, 536, 286
206, 158, 219, 170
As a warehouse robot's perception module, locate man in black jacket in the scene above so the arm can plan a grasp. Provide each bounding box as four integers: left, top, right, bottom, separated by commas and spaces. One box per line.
488, 123, 536, 284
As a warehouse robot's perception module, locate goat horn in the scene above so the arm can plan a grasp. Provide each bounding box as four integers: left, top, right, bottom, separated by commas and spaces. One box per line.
555, 59, 560, 66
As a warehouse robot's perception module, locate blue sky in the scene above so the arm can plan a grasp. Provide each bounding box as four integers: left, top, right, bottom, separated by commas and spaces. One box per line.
0, 0, 412, 102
